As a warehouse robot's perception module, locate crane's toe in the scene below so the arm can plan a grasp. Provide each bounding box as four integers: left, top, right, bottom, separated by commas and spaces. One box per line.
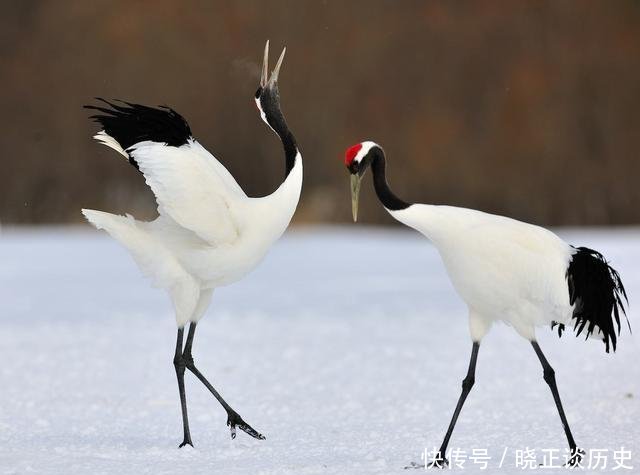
178, 438, 193, 448
226, 410, 266, 440
403, 461, 423, 470
427, 453, 449, 469
564, 448, 585, 467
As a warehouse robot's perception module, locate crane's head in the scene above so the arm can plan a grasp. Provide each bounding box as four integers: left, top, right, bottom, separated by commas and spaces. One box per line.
255, 40, 286, 132
344, 141, 382, 222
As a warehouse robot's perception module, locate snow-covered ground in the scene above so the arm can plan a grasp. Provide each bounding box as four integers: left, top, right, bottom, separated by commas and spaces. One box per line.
0, 226, 638, 474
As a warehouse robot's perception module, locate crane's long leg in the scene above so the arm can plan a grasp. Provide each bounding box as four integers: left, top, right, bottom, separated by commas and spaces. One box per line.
182, 322, 265, 440
531, 341, 583, 466
173, 327, 193, 448
429, 341, 480, 468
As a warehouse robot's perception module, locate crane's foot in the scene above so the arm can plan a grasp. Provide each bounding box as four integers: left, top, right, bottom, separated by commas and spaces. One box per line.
227, 409, 265, 440
427, 452, 449, 469
565, 447, 585, 467
178, 437, 193, 448
403, 461, 425, 469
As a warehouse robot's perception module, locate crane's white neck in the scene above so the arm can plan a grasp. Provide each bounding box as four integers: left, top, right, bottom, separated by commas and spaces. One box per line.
389, 204, 476, 246
272, 151, 303, 210
251, 152, 302, 244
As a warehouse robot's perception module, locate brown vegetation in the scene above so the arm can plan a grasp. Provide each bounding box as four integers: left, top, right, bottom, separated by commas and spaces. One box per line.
1, 1, 639, 225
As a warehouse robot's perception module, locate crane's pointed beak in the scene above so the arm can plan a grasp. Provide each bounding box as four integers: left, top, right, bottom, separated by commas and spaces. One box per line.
260, 40, 270, 88
350, 174, 362, 222
260, 41, 286, 89
270, 47, 286, 85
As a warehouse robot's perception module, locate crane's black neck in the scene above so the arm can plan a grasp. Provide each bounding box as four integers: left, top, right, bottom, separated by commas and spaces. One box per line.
369, 148, 411, 211
260, 94, 298, 178
279, 129, 298, 178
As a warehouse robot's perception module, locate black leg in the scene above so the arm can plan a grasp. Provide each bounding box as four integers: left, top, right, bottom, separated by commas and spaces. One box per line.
182, 322, 265, 440
430, 341, 480, 468
173, 327, 193, 448
531, 341, 583, 466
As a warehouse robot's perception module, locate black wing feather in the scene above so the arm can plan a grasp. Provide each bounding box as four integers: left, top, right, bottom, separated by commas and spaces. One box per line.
84, 98, 192, 170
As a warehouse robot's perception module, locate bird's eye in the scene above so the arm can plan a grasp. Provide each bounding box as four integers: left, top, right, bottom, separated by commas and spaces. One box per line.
255, 87, 262, 99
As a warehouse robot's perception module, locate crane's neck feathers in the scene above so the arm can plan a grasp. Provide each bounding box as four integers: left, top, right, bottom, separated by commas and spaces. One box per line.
255, 93, 299, 178
368, 147, 411, 211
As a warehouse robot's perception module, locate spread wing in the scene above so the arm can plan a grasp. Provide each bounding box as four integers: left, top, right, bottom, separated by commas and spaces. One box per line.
131, 140, 244, 245
85, 99, 246, 246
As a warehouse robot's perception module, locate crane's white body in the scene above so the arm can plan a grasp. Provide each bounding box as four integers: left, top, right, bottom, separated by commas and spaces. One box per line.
389, 205, 574, 341
347, 142, 624, 463
83, 139, 302, 327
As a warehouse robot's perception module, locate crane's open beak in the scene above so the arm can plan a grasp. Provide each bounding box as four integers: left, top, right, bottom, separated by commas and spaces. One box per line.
260, 40, 286, 88
350, 174, 362, 222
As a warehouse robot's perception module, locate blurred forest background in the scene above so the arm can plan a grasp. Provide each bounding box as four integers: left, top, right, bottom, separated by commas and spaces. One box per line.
1, 0, 639, 226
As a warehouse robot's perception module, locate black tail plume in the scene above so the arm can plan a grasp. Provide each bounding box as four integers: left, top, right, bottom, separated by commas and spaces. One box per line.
565, 247, 629, 353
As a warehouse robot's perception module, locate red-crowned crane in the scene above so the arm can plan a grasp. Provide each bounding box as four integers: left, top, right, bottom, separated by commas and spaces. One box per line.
81, 42, 302, 447
344, 141, 629, 468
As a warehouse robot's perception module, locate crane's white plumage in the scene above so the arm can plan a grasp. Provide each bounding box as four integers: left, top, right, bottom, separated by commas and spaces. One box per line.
346, 140, 627, 348
82, 42, 299, 445
345, 140, 628, 467
83, 137, 301, 326
389, 204, 573, 340
130, 139, 242, 245
82, 48, 303, 327
93, 130, 128, 158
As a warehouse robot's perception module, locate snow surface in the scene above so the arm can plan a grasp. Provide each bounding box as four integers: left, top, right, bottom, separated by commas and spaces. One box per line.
0, 226, 638, 474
